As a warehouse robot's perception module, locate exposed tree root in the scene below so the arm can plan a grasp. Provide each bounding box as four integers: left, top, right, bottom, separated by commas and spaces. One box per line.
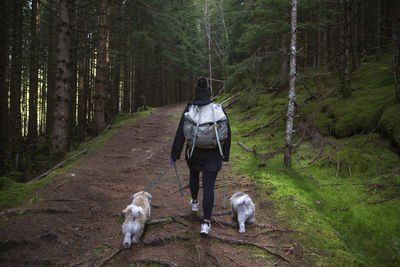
97, 248, 123, 266
224, 255, 246, 267
0, 207, 77, 217
206, 234, 292, 264
206, 249, 220, 266
140, 235, 191, 246
0, 232, 61, 250
131, 258, 177, 267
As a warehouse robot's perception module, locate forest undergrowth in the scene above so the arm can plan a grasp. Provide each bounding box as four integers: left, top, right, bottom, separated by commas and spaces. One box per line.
220, 55, 400, 266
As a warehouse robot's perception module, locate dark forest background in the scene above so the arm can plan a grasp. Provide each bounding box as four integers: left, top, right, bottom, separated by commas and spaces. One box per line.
0, 0, 399, 181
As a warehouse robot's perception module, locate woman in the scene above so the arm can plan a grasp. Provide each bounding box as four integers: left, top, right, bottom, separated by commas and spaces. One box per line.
170, 77, 231, 235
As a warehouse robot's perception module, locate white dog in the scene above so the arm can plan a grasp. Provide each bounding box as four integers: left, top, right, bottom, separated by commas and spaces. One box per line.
122, 191, 152, 248
230, 191, 255, 233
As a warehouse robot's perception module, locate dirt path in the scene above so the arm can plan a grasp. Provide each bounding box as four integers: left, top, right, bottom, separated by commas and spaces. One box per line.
0, 104, 307, 266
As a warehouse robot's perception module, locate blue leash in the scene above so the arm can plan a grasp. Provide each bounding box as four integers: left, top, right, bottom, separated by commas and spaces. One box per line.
173, 162, 184, 196
142, 162, 184, 196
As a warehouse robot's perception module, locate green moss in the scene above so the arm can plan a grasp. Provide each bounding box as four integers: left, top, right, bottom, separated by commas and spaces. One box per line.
379, 103, 400, 146
224, 54, 400, 266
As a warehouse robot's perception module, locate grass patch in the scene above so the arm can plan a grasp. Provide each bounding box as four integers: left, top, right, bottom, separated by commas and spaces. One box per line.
0, 109, 154, 211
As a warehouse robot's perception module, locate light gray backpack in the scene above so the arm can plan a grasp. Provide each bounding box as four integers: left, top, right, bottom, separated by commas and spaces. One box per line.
183, 103, 228, 158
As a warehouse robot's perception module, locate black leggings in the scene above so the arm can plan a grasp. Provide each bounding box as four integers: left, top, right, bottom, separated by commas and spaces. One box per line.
189, 168, 217, 220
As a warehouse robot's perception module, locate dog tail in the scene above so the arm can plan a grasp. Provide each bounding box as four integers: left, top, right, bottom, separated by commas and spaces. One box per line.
235, 195, 248, 206
123, 205, 144, 220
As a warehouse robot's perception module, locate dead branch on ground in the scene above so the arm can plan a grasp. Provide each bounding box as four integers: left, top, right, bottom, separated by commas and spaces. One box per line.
206, 234, 291, 264
141, 235, 191, 246
131, 258, 177, 267
0, 207, 77, 217
27, 149, 87, 184
221, 91, 242, 106
243, 114, 284, 137
366, 194, 399, 205
237, 141, 284, 166
97, 248, 123, 266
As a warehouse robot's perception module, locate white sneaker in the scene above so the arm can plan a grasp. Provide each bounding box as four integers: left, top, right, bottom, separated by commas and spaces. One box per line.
190, 200, 199, 212
200, 221, 211, 235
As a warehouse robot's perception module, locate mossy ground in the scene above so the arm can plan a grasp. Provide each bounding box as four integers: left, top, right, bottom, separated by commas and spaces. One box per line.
219, 55, 400, 266
0, 109, 154, 211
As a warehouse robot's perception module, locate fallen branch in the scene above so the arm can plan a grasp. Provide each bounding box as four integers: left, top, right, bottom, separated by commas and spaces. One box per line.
293, 156, 322, 186
97, 248, 123, 266
0, 207, 77, 217
366, 194, 398, 205
221, 91, 242, 106
243, 114, 283, 137
27, 149, 88, 184
43, 198, 81, 202
131, 258, 177, 267
308, 140, 323, 165
237, 141, 284, 166
206, 234, 291, 264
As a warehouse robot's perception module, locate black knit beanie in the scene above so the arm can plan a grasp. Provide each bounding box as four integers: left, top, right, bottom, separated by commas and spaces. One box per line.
194, 77, 211, 99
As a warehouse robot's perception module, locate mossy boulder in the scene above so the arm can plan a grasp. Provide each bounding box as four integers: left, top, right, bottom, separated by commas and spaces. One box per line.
333, 97, 383, 138
0, 176, 17, 190
378, 104, 400, 147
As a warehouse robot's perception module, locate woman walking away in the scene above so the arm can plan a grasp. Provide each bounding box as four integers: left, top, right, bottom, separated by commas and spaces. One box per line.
170, 77, 231, 235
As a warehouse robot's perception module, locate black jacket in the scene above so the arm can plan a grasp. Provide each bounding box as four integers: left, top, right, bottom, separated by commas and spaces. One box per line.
171, 98, 231, 172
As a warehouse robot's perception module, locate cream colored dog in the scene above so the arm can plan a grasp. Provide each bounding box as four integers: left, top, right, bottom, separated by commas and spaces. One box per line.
122, 191, 152, 248
230, 191, 255, 233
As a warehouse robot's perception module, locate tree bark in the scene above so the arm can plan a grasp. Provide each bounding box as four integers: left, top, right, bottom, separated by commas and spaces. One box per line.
28, 0, 40, 145
123, 38, 130, 113
46, 0, 58, 138
10, 0, 24, 170
284, 0, 298, 168
94, 0, 110, 135
0, 0, 11, 175
393, 0, 400, 102
77, 0, 88, 142
51, 0, 72, 154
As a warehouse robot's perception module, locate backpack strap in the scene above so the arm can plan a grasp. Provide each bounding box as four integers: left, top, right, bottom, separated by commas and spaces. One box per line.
212, 104, 224, 158
187, 105, 200, 159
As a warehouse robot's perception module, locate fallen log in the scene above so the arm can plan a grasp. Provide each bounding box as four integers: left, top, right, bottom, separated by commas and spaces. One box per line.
27, 149, 88, 184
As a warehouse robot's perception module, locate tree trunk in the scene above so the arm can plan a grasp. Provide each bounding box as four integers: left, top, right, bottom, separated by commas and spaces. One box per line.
0, 0, 11, 175
77, 0, 88, 142
69, 1, 78, 141
204, 0, 213, 95
123, 38, 130, 113
94, 0, 110, 135
284, 0, 298, 168
28, 0, 40, 145
10, 0, 24, 170
394, 0, 400, 102
46, 0, 58, 138
51, 0, 71, 154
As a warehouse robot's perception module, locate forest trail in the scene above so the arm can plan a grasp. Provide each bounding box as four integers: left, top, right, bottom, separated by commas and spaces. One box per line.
0, 104, 307, 266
